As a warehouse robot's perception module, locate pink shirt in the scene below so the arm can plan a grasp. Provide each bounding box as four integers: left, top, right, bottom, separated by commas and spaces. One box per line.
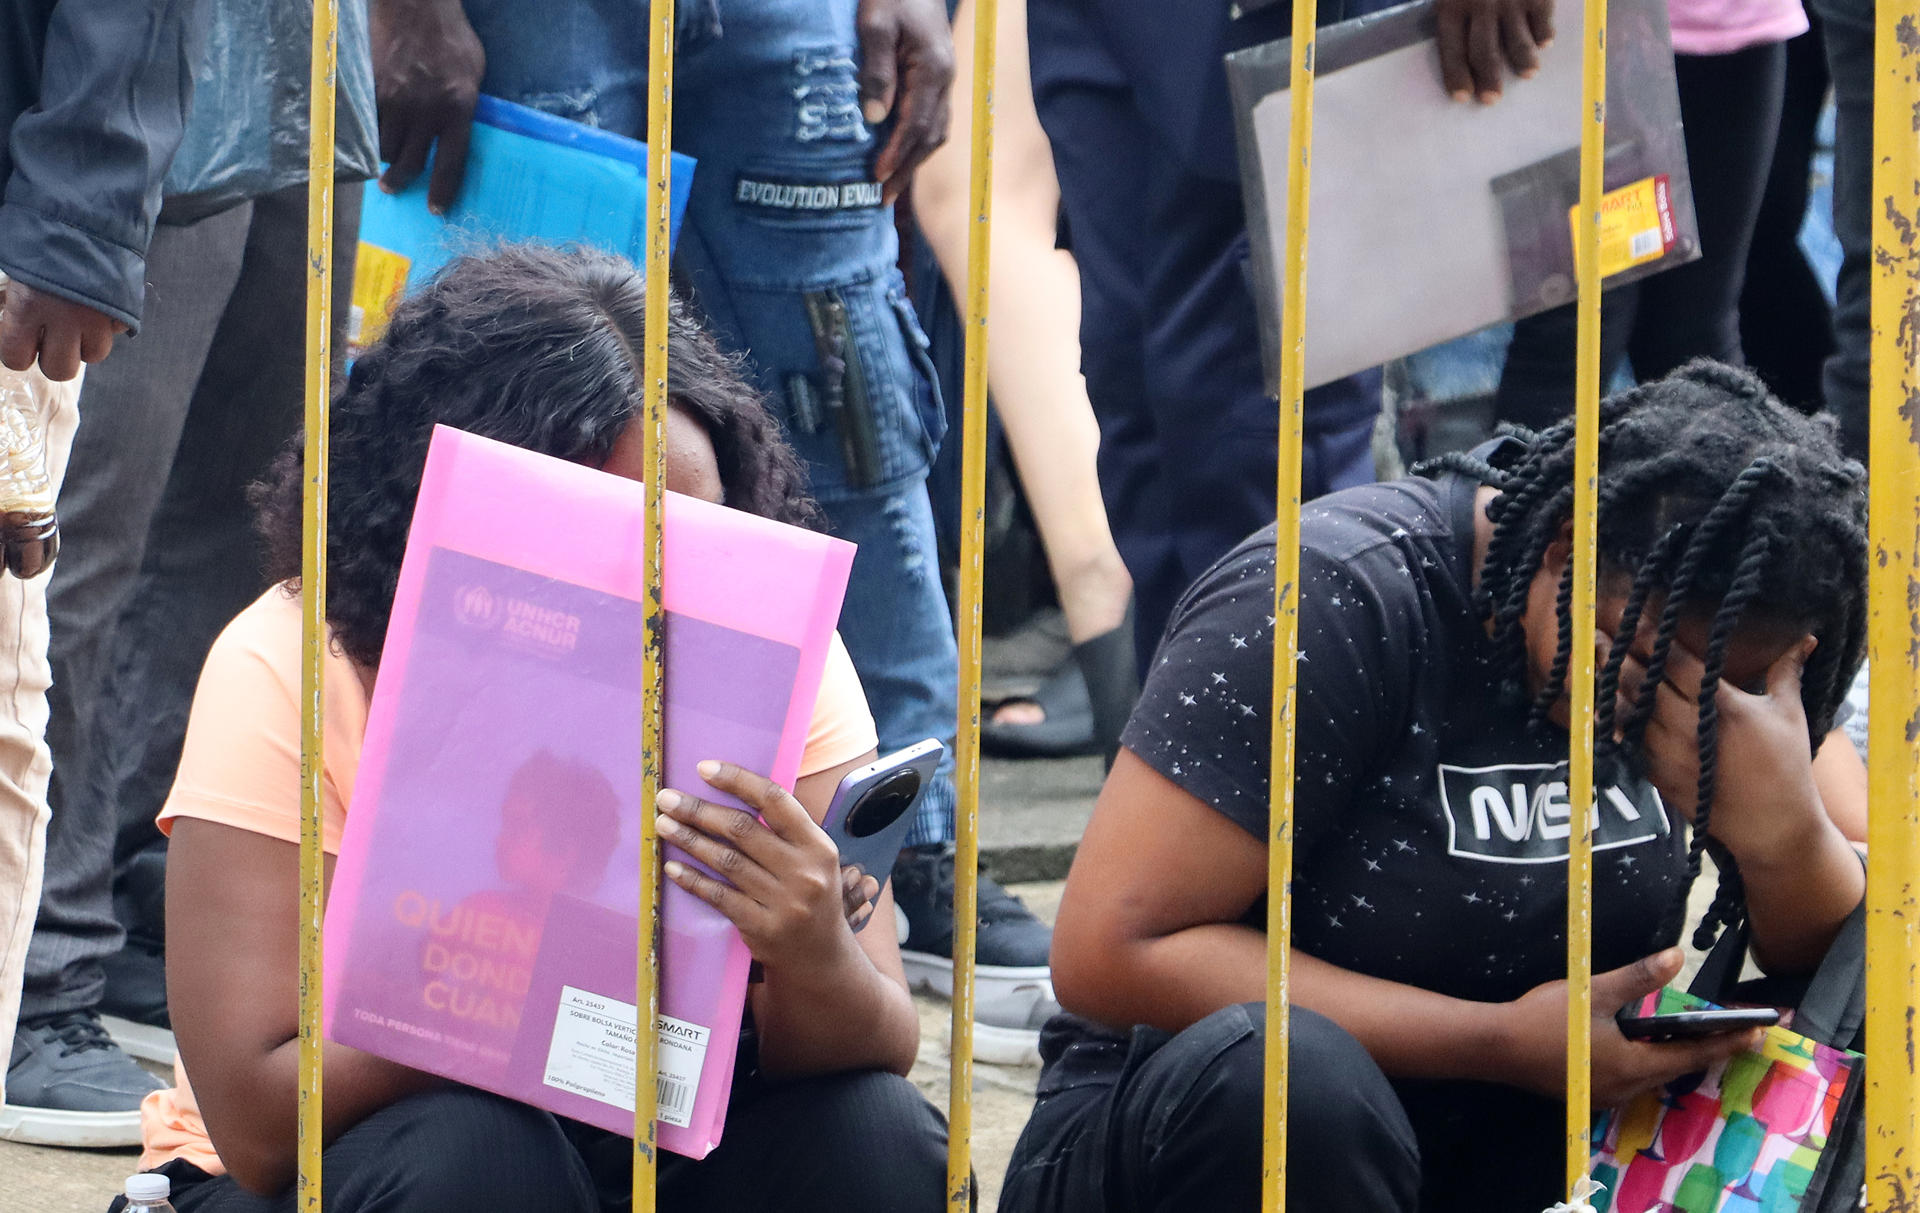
1667, 0, 1808, 56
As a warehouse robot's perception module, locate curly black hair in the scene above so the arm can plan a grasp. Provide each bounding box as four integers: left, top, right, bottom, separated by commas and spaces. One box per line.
1418, 360, 1868, 950
253, 243, 817, 670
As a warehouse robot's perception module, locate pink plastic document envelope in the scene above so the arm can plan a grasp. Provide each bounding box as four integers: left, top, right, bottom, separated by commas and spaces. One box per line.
322, 425, 854, 1158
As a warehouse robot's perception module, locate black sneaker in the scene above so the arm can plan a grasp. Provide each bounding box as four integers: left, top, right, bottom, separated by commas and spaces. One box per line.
891, 843, 1057, 1066
0, 1010, 167, 1147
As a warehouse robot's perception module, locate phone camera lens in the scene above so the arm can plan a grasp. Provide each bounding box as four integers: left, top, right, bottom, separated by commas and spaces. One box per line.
847, 771, 920, 837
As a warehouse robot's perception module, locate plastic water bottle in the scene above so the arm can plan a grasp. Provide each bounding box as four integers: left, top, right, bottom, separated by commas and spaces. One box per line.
122, 1174, 176, 1213
0, 358, 61, 578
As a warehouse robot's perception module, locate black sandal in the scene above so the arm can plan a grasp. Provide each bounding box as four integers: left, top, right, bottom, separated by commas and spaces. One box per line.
1073, 605, 1139, 770
980, 605, 1139, 767
981, 661, 1097, 758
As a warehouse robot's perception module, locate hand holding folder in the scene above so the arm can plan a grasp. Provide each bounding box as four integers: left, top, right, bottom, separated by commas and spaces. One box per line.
350, 96, 697, 357
1226, 0, 1697, 393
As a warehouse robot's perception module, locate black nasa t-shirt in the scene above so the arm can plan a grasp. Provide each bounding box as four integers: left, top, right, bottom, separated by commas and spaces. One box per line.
1119, 470, 1688, 1006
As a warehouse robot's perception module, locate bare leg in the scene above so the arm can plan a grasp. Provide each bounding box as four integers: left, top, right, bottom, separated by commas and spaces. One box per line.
917, 0, 1132, 702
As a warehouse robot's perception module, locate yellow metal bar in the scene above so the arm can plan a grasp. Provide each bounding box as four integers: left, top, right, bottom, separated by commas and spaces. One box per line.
1564, 0, 1606, 1195
1866, 2, 1920, 1203
950, 0, 995, 1206
1261, 0, 1315, 1207
298, 0, 339, 1206
633, 0, 675, 1208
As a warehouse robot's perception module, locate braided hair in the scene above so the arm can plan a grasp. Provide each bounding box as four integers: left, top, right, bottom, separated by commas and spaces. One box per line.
1418, 361, 1867, 949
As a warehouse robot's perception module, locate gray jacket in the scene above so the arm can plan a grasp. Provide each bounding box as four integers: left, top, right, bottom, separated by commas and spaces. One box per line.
0, 0, 210, 332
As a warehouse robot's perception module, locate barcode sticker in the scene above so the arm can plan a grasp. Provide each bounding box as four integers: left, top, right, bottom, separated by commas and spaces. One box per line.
650, 1012, 711, 1128
1568, 174, 1676, 279
656, 1075, 694, 1122
541, 985, 710, 1129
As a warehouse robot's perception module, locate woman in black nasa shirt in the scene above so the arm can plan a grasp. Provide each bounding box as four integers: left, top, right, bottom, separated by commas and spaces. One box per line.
999, 362, 1870, 1213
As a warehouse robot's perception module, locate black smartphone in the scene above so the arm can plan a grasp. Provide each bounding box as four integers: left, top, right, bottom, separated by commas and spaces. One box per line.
1615, 1007, 1780, 1042
820, 739, 944, 931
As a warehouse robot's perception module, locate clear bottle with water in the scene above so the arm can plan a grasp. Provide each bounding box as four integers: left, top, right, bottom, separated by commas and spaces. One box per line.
123, 1174, 176, 1213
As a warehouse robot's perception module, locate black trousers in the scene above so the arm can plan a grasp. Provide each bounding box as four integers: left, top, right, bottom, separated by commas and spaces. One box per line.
1739, 19, 1834, 413
120, 1071, 950, 1213
1808, 0, 1872, 464
1026, 0, 1394, 675
1495, 43, 1789, 433
1000, 1003, 1568, 1213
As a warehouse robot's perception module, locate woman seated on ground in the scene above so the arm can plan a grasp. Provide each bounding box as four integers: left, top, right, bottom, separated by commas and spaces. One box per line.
125, 246, 944, 1213
999, 362, 1870, 1213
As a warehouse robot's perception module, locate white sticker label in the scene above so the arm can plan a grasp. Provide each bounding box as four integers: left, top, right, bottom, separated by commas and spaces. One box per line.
541, 985, 710, 1129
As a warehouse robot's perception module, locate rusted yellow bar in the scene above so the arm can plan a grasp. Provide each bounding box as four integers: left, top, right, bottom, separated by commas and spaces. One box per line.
298, 0, 339, 1206
1261, 0, 1315, 1207
1564, 0, 1606, 1196
633, 0, 675, 1208
949, 0, 995, 1206
1865, 3, 1920, 1203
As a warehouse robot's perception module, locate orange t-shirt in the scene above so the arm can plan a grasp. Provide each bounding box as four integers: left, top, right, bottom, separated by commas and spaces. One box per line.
140, 586, 878, 1174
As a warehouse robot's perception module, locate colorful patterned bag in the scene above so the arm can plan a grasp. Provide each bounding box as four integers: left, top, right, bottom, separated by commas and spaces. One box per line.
1588, 904, 1867, 1213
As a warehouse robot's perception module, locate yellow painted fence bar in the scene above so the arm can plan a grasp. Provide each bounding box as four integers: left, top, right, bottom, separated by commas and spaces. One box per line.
1866, 2, 1920, 1204
1565, 0, 1606, 1196
634, 0, 676, 1209
950, 0, 996, 1206
1262, 0, 1315, 1205
298, 0, 339, 1205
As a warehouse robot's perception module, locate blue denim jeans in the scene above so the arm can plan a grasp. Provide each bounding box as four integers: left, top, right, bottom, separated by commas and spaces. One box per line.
463, 0, 959, 844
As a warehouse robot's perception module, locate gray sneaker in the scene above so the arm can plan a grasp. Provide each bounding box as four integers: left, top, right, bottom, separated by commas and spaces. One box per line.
0, 1010, 167, 1148
891, 845, 1059, 1067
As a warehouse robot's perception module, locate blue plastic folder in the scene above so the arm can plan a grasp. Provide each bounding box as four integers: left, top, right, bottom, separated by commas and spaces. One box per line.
351, 96, 697, 355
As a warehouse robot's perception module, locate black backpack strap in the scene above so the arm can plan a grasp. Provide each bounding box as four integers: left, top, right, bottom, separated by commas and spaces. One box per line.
1688, 916, 1752, 1003
1686, 901, 1866, 1051
1794, 899, 1868, 1051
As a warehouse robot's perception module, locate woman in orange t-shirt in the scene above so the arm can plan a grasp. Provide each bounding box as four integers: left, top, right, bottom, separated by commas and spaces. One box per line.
125, 246, 943, 1212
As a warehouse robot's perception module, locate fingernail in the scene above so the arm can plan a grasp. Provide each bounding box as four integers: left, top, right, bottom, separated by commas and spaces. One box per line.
1520, 67, 1538, 79
697, 760, 721, 780
1478, 90, 1500, 105
664, 859, 687, 880
656, 789, 683, 812
1539, 38, 1555, 49
654, 813, 679, 838
428, 205, 447, 217
863, 99, 888, 124
1451, 90, 1471, 103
